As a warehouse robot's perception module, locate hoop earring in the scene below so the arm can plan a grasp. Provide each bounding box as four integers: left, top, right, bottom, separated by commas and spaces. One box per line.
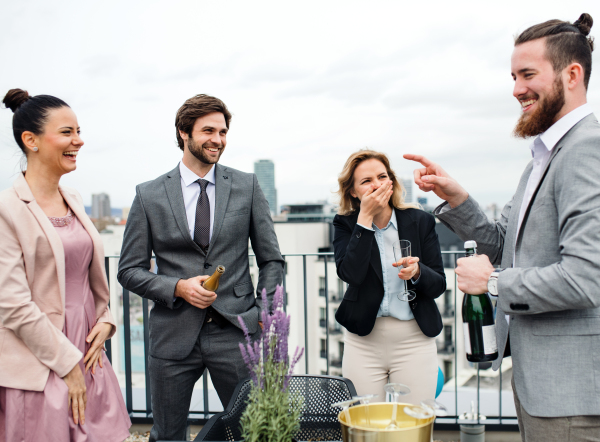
33, 147, 38, 152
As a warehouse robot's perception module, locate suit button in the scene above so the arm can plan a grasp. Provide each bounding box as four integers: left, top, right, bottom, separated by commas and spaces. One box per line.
356, 232, 361, 238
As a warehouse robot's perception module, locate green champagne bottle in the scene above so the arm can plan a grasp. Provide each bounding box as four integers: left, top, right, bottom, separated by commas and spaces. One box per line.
461, 241, 498, 363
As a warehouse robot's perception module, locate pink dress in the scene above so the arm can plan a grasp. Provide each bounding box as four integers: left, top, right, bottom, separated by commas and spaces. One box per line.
0, 210, 131, 442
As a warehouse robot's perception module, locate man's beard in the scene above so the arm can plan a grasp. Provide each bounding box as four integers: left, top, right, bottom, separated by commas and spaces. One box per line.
188, 136, 224, 164
513, 76, 565, 138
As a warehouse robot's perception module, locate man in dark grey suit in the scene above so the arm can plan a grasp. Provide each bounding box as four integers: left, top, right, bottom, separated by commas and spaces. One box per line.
406, 14, 600, 442
118, 94, 284, 442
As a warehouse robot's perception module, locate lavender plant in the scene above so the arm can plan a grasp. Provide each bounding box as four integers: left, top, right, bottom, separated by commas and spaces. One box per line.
238, 285, 304, 442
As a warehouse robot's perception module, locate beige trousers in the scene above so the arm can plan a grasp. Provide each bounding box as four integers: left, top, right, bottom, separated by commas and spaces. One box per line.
342, 317, 438, 405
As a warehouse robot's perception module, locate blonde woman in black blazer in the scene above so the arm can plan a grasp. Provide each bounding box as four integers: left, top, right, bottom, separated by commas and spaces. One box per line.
333, 149, 446, 404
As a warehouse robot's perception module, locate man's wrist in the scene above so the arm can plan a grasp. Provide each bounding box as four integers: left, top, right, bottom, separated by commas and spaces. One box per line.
174, 279, 183, 298
487, 269, 505, 296
447, 192, 469, 209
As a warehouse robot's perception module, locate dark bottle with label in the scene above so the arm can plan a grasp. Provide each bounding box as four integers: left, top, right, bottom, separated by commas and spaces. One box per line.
461, 241, 498, 363
203, 265, 225, 291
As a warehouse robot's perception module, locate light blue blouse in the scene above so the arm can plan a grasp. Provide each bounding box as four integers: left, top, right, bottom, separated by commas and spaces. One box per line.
359, 210, 416, 321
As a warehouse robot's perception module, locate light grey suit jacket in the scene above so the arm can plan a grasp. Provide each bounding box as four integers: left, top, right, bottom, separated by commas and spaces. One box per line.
117, 163, 284, 361
436, 114, 600, 418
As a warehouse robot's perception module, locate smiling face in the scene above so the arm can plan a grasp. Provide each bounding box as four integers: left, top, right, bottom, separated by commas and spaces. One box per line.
181, 112, 228, 165
511, 38, 567, 138
27, 106, 83, 176
350, 158, 392, 201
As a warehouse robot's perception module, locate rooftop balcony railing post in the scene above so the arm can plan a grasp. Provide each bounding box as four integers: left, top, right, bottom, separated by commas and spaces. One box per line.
477, 364, 481, 424
122, 288, 133, 414
324, 254, 330, 375
452, 251, 459, 425
303, 254, 308, 374
282, 256, 287, 313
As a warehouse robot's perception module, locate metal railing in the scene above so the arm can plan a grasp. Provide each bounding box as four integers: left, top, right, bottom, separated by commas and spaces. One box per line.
103, 251, 519, 432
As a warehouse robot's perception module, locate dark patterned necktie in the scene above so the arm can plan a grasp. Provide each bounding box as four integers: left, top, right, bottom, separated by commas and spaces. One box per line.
194, 179, 210, 251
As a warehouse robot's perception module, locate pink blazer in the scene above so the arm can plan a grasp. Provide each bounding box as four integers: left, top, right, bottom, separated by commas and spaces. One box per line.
0, 173, 116, 391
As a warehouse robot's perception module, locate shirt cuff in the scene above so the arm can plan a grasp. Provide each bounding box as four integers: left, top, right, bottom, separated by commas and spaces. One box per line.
357, 222, 374, 231
438, 203, 452, 214
411, 274, 421, 285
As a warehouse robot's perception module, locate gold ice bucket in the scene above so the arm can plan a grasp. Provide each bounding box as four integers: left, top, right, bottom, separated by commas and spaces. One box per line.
338, 403, 435, 442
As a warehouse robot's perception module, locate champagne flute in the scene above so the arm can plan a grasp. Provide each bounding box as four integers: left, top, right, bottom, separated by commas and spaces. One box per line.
384, 383, 411, 430
403, 404, 434, 420
332, 398, 359, 427
352, 394, 378, 428
393, 240, 416, 302
405, 399, 447, 425
421, 398, 448, 417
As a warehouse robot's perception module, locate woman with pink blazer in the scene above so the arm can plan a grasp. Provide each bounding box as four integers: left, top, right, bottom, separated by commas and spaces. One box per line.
0, 89, 131, 441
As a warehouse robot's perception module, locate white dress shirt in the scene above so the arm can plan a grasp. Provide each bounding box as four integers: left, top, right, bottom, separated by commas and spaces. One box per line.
358, 211, 415, 320
179, 161, 216, 241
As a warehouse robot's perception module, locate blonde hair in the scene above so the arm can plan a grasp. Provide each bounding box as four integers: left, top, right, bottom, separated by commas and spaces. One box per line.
336, 149, 420, 215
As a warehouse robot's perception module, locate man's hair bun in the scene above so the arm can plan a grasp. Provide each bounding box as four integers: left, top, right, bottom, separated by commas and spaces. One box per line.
574, 13, 593, 37
2, 88, 31, 113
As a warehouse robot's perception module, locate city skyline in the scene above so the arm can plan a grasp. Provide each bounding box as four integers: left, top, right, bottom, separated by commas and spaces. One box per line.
1, 1, 598, 212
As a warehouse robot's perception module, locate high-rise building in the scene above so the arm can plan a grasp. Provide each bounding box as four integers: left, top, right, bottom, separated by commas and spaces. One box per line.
254, 159, 278, 215
92, 193, 111, 219
402, 178, 414, 203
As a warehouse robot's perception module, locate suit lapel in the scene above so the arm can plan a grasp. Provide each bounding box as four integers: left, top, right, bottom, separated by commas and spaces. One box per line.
347, 211, 383, 284
370, 238, 383, 284
164, 165, 206, 255
514, 114, 594, 245
502, 162, 533, 267
515, 143, 564, 248
61, 189, 98, 243
394, 208, 415, 247
208, 163, 231, 256
13, 174, 66, 309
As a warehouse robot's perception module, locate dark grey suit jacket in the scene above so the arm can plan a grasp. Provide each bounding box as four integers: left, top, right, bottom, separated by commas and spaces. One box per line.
436, 114, 600, 417
117, 163, 284, 360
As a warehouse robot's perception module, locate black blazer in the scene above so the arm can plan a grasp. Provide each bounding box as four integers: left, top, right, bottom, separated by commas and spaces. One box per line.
333, 207, 445, 337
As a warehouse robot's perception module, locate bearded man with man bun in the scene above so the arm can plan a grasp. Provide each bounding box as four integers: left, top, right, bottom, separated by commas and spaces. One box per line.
406, 13, 600, 441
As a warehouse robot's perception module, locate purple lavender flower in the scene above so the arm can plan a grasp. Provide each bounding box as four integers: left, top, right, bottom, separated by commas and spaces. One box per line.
237, 284, 304, 392
237, 316, 252, 346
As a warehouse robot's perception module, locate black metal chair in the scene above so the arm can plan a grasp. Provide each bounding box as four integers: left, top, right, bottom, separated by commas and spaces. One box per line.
195, 374, 357, 441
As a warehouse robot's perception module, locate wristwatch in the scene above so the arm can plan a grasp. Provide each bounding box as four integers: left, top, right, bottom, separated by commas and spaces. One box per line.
487, 269, 505, 296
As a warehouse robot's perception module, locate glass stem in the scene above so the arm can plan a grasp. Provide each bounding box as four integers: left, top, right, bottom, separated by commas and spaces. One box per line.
344, 408, 351, 426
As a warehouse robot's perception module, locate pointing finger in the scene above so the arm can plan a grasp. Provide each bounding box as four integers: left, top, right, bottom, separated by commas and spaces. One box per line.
403, 153, 433, 167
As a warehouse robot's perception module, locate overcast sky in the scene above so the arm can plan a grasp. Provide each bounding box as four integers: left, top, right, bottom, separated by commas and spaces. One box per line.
1, 0, 599, 210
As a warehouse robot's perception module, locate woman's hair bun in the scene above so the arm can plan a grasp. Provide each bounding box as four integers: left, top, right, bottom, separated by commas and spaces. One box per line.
2, 88, 31, 113
574, 13, 593, 36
